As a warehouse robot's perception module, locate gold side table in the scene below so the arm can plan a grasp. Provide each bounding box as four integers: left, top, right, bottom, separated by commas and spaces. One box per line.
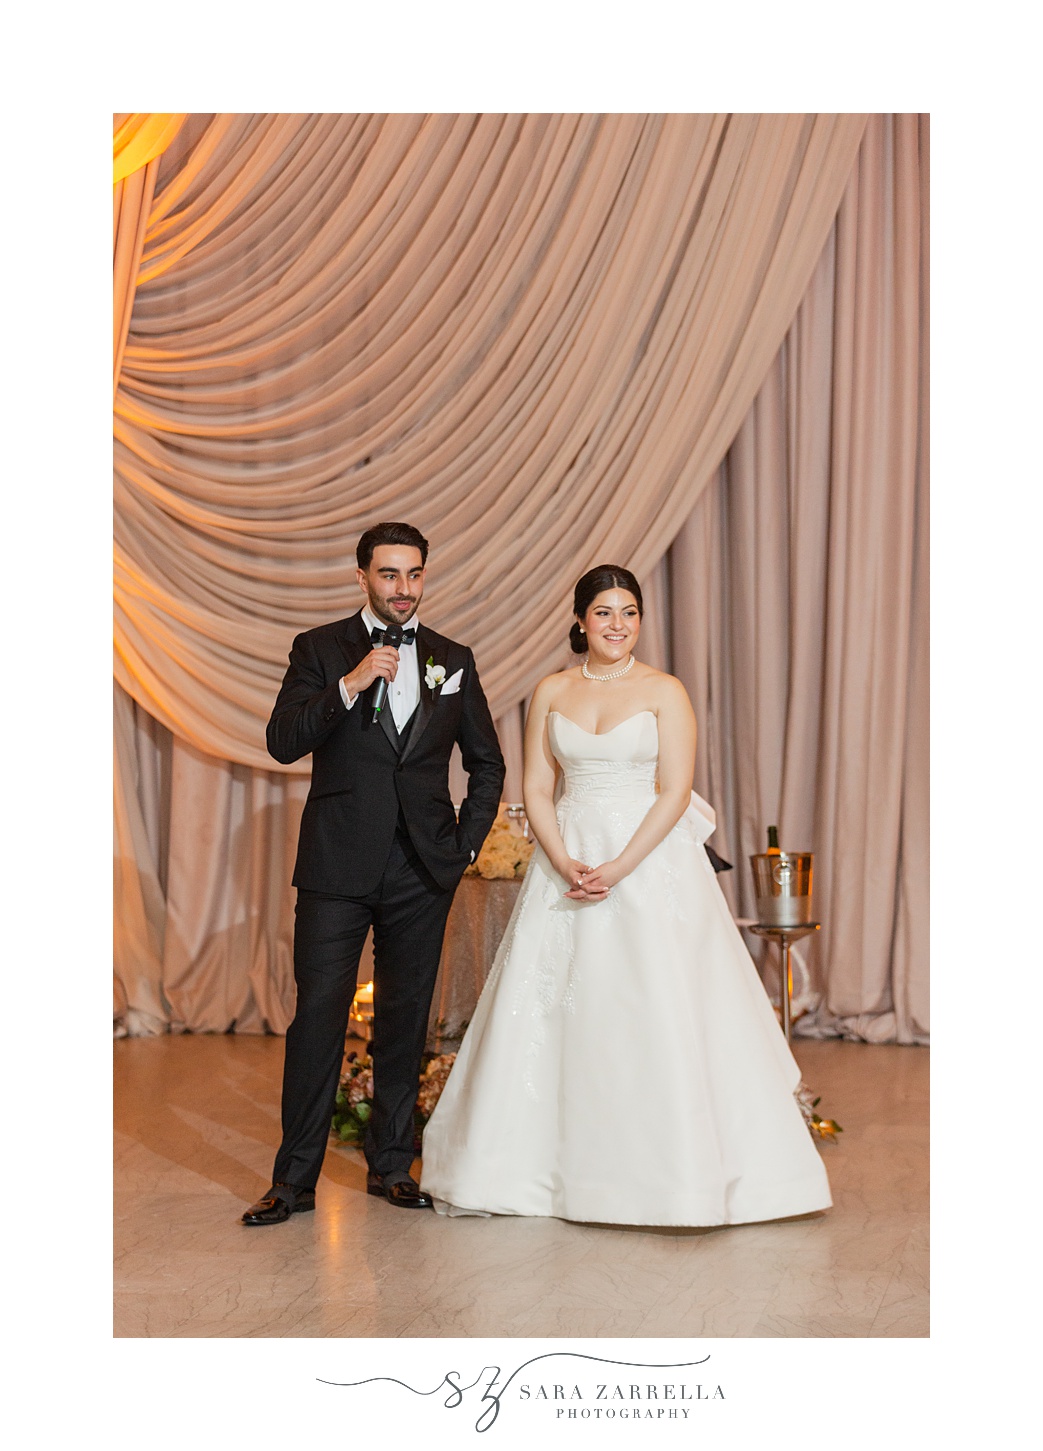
747, 922, 820, 1042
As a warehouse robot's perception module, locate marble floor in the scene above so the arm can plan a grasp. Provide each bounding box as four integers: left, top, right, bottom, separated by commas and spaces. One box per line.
114, 1034, 928, 1339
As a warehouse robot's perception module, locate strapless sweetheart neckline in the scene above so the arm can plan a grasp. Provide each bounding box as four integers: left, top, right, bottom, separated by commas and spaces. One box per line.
549, 708, 656, 738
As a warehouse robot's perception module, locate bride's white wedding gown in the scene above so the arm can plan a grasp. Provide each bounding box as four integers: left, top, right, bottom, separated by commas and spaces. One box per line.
420, 710, 831, 1226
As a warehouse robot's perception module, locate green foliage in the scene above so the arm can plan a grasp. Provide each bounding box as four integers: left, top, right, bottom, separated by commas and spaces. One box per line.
330, 1049, 456, 1154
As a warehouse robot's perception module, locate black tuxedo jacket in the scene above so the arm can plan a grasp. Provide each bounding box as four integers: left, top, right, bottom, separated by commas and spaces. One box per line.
267, 612, 506, 896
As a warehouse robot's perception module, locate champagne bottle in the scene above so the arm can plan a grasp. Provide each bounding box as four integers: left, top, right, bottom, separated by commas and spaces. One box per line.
766, 825, 780, 855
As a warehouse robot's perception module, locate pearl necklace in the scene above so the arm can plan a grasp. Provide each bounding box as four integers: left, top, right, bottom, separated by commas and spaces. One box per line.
582, 654, 635, 682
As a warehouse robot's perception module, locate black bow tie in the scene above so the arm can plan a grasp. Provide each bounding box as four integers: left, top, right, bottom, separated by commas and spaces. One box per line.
370, 625, 416, 646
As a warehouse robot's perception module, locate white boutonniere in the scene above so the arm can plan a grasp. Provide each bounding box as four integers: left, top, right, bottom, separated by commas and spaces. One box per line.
425, 656, 446, 691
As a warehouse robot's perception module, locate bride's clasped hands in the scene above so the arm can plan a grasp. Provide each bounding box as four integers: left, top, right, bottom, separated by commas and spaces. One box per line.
564, 859, 618, 900
558, 857, 608, 902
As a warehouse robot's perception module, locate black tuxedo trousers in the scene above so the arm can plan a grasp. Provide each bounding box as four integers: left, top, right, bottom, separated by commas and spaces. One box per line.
273, 823, 454, 1185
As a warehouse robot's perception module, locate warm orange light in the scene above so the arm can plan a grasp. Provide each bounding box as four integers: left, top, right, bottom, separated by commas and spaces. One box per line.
113, 113, 186, 184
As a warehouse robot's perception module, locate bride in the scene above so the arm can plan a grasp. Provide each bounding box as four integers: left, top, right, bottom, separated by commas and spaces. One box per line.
420, 565, 831, 1226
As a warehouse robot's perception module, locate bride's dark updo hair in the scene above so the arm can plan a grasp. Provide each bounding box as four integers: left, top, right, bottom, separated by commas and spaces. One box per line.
569, 565, 644, 653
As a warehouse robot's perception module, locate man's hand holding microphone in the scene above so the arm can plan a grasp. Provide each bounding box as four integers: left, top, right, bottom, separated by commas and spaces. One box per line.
341, 624, 403, 721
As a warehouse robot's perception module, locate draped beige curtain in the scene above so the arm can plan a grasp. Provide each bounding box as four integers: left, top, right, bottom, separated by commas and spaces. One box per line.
115, 113, 866, 765
656, 114, 929, 1043
113, 114, 185, 394
114, 113, 927, 1046
115, 162, 159, 394
114, 113, 188, 183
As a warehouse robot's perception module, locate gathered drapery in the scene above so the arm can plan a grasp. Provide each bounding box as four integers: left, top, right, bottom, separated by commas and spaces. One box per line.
113, 115, 186, 400
114, 682, 304, 1036
114, 113, 187, 183
114, 113, 927, 1046
662, 115, 929, 1043
115, 113, 867, 766
114, 161, 159, 396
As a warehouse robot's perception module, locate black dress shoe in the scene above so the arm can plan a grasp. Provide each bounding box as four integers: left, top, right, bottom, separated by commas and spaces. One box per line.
366, 1171, 434, 1209
240, 1184, 316, 1225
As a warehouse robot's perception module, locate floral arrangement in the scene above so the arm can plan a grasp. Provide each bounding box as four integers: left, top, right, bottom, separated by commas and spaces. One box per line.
415, 1051, 456, 1118
464, 811, 535, 880
795, 1082, 843, 1142
331, 1050, 457, 1152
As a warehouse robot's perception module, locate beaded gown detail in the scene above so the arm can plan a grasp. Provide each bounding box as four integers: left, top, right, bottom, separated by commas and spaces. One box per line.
420, 711, 831, 1226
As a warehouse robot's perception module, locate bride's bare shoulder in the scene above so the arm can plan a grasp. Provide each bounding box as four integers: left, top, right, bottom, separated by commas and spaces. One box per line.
529, 667, 581, 713
639, 666, 694, 713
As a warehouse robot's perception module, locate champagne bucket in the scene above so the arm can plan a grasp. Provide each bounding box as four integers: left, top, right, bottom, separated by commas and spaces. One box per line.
749, 852, 814, 926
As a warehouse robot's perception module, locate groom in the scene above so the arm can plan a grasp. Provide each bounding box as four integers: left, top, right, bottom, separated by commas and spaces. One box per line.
242, 522, 505, 1223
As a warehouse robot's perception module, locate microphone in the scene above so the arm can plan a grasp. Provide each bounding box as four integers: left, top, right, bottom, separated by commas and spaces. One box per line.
371, 623, 403, 722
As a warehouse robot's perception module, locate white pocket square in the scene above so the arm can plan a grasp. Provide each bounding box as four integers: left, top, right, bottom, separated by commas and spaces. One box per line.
439, 668, 463, 695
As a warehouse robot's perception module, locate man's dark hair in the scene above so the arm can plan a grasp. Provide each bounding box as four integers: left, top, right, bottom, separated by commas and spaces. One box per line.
356, 522, 429, 570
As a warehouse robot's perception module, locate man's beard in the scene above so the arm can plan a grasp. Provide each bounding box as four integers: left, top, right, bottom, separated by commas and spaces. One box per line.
370, 594, 420, 627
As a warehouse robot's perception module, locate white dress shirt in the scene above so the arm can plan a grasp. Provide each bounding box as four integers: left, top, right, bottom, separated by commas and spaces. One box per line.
339, 605, 421, 732
339, 606, 475, 861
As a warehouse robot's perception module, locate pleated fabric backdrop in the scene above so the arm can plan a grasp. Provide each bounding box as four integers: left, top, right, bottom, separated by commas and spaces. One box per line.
114, 113, 927, 1045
